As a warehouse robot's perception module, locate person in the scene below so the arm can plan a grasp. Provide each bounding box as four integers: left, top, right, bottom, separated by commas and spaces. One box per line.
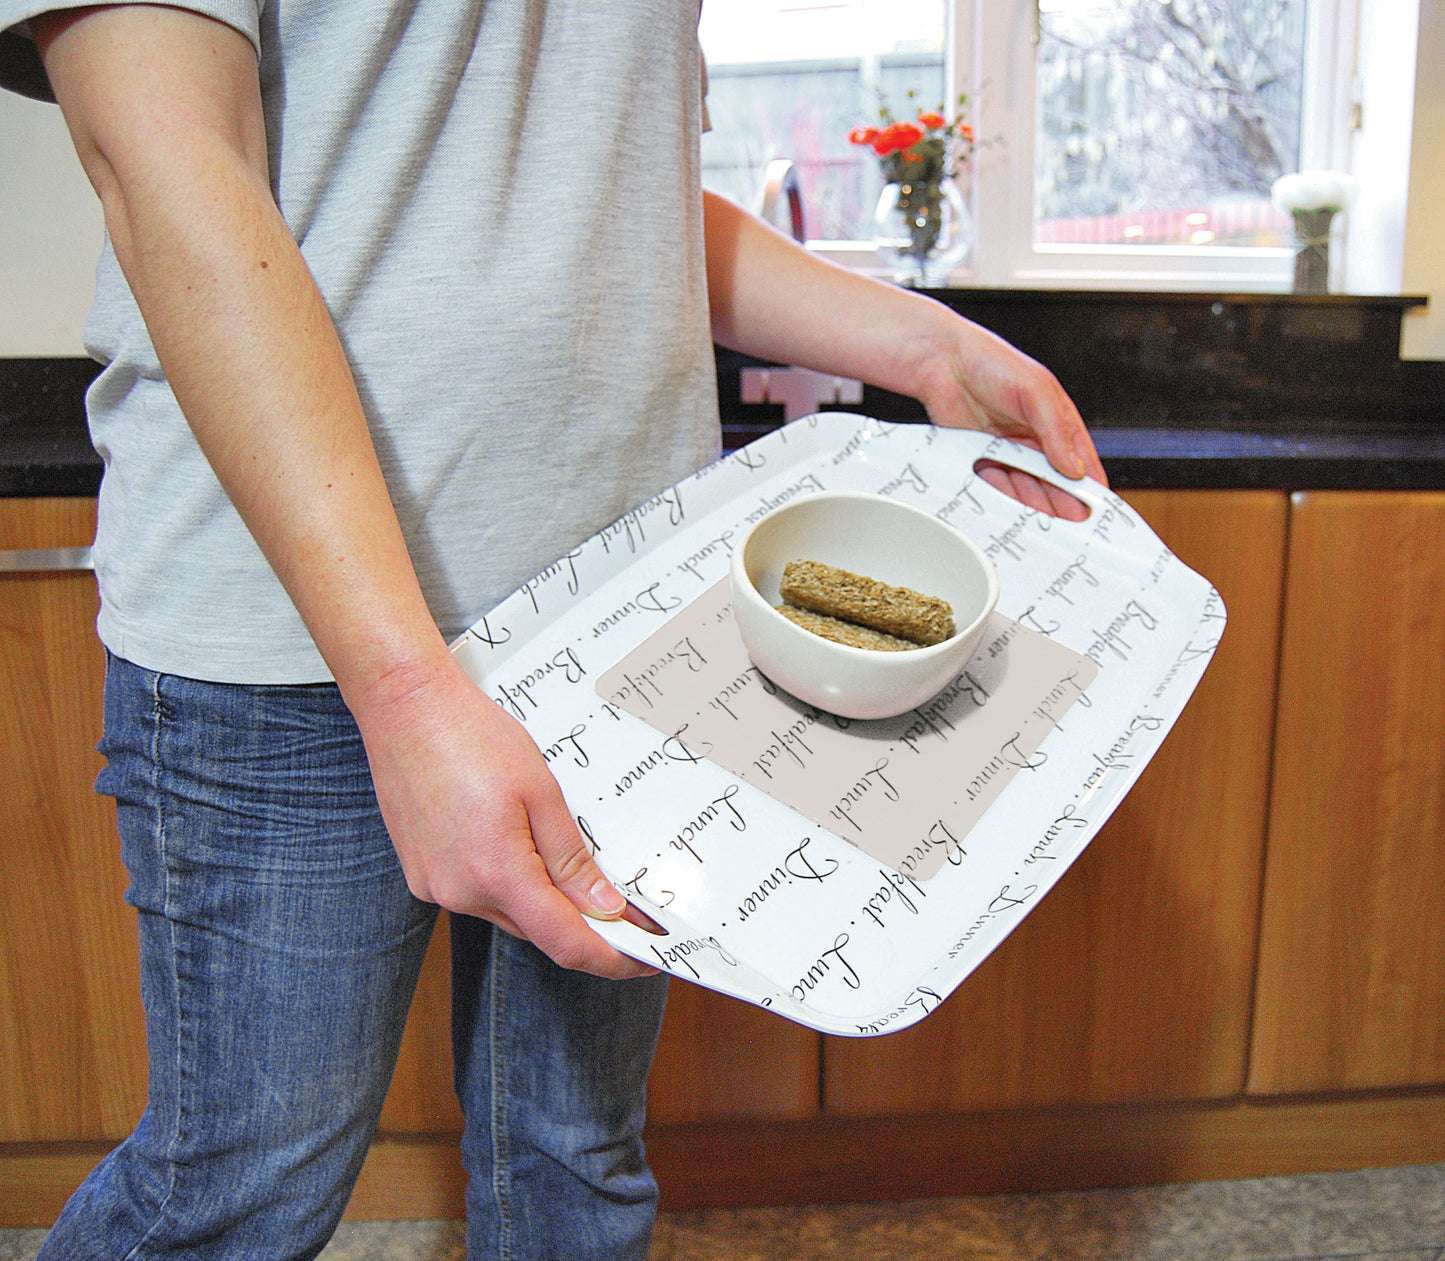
2, 0, 1107, 1256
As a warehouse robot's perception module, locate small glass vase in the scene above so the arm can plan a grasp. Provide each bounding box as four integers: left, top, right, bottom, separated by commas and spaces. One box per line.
1291, 207, 1335, 294
873, 176, 973, 288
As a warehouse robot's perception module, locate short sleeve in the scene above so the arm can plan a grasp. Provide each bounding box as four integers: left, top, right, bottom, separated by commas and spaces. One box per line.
0, 23, 53, 99
1, 0, 264, 102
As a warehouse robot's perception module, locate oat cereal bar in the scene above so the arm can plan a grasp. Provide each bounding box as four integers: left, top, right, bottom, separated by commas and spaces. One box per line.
776, 604, 920, 652
779, 559, 955, 646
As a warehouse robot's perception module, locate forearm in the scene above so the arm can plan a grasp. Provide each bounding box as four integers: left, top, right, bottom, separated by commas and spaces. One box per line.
118, 169, 446, 704
704, 190, 959, 402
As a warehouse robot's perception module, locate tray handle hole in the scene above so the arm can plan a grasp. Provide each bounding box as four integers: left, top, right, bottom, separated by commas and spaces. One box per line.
973, 457, 1092, 523
622, 901, 669, 936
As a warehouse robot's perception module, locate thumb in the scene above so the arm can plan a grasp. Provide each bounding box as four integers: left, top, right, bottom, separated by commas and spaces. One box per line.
526, 787, 629, 921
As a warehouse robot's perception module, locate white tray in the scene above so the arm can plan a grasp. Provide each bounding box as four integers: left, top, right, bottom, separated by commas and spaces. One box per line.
451, 416, 1224, 1036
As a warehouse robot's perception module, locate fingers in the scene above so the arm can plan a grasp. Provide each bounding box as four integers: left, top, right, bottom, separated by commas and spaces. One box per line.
1014, 368, 1108, 492
1047, 413, 1108, 490
1042, 478, 1092, 522
522, 774, 627, 920
405, 816, 658, 980
975, 460, 1038, 512
503, 896, 661, 980
470, 854, 658, 980
980, 397, 1107, 514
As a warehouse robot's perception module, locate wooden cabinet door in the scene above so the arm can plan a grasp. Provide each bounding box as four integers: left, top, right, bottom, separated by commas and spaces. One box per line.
1250, 491, 1445, 1094
0, 498, 146, 1143
376, 922, 464, 1133
824, 491, 1288, 1114
647, 984, 820, 1123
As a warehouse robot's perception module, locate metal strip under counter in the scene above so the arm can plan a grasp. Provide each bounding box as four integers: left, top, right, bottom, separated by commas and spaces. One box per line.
0, 545, 94, 572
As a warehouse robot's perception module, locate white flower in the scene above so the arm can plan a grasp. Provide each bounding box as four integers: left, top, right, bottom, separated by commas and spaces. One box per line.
1271, 170, 1359, 213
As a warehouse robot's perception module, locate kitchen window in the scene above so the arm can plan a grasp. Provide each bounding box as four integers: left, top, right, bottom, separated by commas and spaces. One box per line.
701, 0, 1406, 292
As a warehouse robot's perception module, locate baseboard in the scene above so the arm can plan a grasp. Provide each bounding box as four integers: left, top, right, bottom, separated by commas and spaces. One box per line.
5, 1088, 1444, 1227
642, 1088, 1445, 1209
0, 1142, 112, 1229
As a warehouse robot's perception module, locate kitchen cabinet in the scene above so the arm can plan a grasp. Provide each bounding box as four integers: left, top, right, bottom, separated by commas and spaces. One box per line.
647, 976, 821, 1122
0, 498, 145, 1146
1249, 491, 1445, 1094
375, 925, 464, 1133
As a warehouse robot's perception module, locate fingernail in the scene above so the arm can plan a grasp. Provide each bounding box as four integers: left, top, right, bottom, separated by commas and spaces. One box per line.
1068, 441, 1087, 480
589, 878, 626, 917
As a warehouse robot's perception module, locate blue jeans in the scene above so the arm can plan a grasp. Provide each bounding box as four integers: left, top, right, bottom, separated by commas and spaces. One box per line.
39, 657, 668, 1261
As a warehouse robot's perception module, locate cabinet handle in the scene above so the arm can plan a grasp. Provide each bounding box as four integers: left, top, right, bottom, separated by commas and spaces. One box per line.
0, 546, 94, 573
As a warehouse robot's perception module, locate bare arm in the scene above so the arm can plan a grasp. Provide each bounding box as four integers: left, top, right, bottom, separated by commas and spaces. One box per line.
703, 191, 1107, 520
36, 4, 650, 978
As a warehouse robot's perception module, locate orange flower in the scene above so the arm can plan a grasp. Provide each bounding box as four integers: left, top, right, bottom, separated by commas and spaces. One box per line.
918, 111, 946, 129
848, 126, 880, 147
872, 121, 925, 155
958, 124, 975, 143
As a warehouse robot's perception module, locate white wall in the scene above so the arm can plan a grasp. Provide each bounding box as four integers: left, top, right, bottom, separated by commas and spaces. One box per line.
1401, 0, 1445, 359
0, 87, 103, 356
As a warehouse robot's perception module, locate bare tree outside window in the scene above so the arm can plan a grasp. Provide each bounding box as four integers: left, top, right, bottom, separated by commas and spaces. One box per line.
1036, 0, 1308, 247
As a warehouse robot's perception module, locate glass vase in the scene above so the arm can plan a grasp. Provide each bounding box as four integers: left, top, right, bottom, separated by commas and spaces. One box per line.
873, 176, 973, 287
1291, 208, 1335, 294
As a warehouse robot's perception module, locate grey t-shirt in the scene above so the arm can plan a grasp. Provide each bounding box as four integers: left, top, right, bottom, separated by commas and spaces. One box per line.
4, 0, 720, 682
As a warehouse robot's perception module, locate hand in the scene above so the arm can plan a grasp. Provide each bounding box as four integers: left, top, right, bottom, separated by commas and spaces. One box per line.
350, 654, 657, 980
915, 317, 1108, 522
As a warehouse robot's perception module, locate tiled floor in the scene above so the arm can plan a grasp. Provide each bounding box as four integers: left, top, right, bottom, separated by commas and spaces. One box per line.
3, 1162, 1441, 1260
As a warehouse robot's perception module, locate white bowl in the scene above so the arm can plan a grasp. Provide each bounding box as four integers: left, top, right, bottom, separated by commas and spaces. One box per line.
729, 491, 1000, 720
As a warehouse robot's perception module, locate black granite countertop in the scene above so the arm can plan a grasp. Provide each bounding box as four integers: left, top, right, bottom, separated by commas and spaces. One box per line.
717, 290, 1445, 490
5, 292, 1444, 497
0, 357, 102, 496
1089, 425, 1445, 489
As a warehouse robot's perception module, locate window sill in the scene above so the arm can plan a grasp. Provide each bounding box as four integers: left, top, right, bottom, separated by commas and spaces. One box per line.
804, 241, 1303, 294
